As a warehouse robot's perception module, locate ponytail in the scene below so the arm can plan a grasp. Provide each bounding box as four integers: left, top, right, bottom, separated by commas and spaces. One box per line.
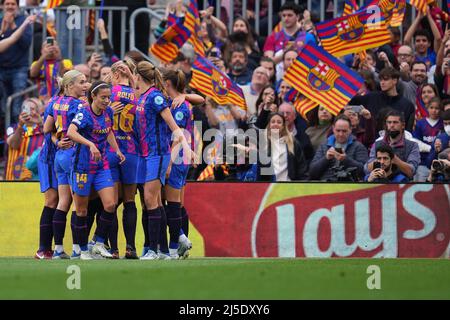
137, 61, 167, 96
162, 69, 186, 93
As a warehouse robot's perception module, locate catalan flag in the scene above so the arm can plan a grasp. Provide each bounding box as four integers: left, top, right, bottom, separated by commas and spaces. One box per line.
191, 56, 246, 110
407, 0, 430, 14
415, 93, 429, 120
316, 7, 391, 57
185, 0, 205, 57
390, 0, 406, 27
150, 22, 191, 63
294, 96, 318, 120
283, 44, 363, 116
46, 0, 64, 9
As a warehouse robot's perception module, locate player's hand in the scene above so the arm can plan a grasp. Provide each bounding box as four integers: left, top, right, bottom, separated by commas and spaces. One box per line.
116, 150, 126, 164
110, 102, 125, 114
59, 137, 73, 149
89, 143, 101, 161
172, 94, 186, 109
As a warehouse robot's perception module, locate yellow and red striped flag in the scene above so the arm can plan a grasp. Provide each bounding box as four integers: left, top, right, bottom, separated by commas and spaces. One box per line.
185, 0, 205, 57
46, 0, 64, 9
150, 23, 191, 63
343, 0, 359, 15
315, 6, 391, 57
294, 95, 318, 120
283, 44, 364, 116
407, 0, 432, 14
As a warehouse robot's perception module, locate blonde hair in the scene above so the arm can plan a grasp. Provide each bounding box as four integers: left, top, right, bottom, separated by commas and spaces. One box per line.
266, 112, 294, 154
111, 57, 136, 88
62, 70, 84, 93
137, 61, 167, 96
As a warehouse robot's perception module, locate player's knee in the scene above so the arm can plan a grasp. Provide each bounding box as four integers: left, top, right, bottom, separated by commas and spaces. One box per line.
103, 201, 117, 213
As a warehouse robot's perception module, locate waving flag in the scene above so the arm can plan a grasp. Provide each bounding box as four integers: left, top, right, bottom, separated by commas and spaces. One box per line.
407, 0, 431, 14
343, 0, 359, 15
283, 44, 363, 116
150, 23, 191, 63
316, 6, 391, 57
190, 56, 246, 110
294, 96, 318, 120
46, 0, 63, 9
390, 0, 406, 27
185, 0, 205, 57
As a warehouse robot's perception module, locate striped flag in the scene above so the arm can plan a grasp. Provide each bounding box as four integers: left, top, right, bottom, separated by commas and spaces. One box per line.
406, 0, 429, 14
185, 0, 205, 57
190, 56, 246, 110
294, 96, 318, 120
46, 0, 63, 9
150, 23, 191, 63
415, 94, 429, 120
283, 44, 363, 116
343, 0, 359, 15
284, 87, 299, 103
316, 6, 391, 57
448, 0, 450, 12
390, 0, 406, 27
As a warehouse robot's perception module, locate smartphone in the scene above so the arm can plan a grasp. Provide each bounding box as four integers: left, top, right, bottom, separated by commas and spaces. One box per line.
335, 147, 343, 154
346, 105, 363, 114
373, 161, 381, 170
22, 104, 31, 115
46, 36, 54, 46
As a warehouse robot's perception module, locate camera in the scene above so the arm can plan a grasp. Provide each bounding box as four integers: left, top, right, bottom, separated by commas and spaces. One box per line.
432, 159, 445, 172
328, 165, 360, 182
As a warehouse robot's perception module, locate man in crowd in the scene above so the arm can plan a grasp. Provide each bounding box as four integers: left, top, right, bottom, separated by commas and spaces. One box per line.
365, 144, 409, 182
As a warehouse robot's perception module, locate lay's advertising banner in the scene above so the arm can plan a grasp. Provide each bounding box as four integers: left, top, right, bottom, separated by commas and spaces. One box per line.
1, 182, 449, 258
184, 183, 450, 258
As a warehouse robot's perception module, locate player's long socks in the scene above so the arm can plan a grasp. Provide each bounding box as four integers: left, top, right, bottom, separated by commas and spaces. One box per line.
75, 215, 88, 252
87, 197, 102, 233
166, 202, 182, 250
107, 208, 118, 252
39, 206, 55, 251
52, 209, 67, 253
95, 210, 115, 244
142, 209, 149, 247
181, 206, 189, 237
70, 211, 80, 254
147, 208, 161, 253
158, 206, 169, 254
123, 202, 137, 249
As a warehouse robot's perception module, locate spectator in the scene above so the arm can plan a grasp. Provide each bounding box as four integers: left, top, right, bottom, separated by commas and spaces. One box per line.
365, 144, 409, 183
240, 66, 270, 116
259, 56, 276, 84
86, 52, 103, 82
397, 45, 415, 81
305, 105, 333, 152
0, 0, 32, 124
416, 83, 439, 119
309, 115, 368, 181
223, 16, 261, 71
357, 69, 377, 96
258, 112, 308, 181
404, 9, 441, 70
73, 63, 90, 80
426, 109, 450, 173
263, 1, 315, 65
399, 61, 428, 106
413, 97, 443, 181
276, 79, 292, 104
199, 6, 228, 53
96, 18, 120, 66
25, 0, 56, 60
100, 65, 111, 81
276, 47, 297, 83
254, 84, 277, 117
365, 110, 420, 180
0, 14, 34, 53
227, 45, 252, 86
29, 40, 72, 103
5, 97, 45, 180
342, 105, 376, 150
350, 67, 415, 133
203, 97, 246, 136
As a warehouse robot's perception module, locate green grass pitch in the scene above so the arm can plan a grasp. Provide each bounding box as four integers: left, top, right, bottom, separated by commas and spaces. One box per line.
1, 258, 449, 299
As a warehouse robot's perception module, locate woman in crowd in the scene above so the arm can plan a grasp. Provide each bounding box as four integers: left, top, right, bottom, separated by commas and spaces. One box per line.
305, 105, 334, 152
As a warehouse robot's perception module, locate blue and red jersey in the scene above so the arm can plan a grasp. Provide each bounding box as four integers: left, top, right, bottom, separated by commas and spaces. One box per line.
71, 106, 114, 173
110, 84, 139, 154
413, 117, 444, 166
39, 95, 63, 164
49, 95, 84, 140
135, 87, 170, 157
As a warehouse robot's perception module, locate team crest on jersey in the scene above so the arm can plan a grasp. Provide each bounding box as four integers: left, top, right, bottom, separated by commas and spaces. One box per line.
337, 16, 364, 42
211, 69, 228, 96
175, 111, 184, 121
307, 60, 339, 92
154, 95, 164, 106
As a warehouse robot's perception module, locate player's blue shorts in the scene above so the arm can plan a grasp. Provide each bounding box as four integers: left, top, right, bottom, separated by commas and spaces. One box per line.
167, 164, 190, 190
137, 155, 147, 185
54, 147, 74, 185
145, 154, 170, 185
71, 169, 114, 197
107, 152, 139, 184
38, 158, 58, 193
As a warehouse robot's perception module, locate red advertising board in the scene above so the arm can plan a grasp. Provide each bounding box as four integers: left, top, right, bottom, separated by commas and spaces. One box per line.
184, 183, 450, 258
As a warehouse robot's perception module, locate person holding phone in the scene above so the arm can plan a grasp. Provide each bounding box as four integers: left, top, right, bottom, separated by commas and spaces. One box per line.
365, 144, 409, 182
342, 105, 376, 149
30, 37, 73, 104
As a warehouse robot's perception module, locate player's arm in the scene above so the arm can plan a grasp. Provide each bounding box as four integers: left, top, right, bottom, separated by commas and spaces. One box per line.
67, 123, 101, 161
43, 114, 55, 134
107, 130, 125, 164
